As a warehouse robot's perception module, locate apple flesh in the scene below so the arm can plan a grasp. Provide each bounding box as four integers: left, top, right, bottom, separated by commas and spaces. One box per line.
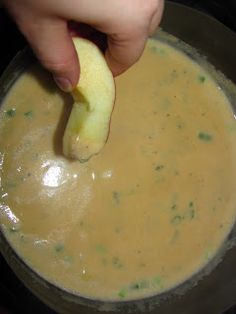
63, 37, 115, 162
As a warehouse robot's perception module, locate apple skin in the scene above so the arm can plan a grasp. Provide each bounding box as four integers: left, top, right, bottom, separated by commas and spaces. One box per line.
63, 37, 116, 162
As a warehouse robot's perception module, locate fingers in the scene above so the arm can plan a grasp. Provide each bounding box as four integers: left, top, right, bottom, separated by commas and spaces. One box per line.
64, 0, 164, 76
4, 0, 164, 89
105, 32, 147, 76
103, 0, 164, 76
20, 17, 80, 91
149, 0, 164, 35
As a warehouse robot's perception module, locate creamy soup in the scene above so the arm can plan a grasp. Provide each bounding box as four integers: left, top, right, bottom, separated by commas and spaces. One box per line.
0, 38, 236, 301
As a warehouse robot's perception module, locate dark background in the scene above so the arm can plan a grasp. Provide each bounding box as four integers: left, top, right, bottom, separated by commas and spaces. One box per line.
0, 1, 236, 313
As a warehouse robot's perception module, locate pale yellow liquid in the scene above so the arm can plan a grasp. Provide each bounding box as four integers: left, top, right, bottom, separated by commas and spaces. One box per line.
1, 39, 236, 301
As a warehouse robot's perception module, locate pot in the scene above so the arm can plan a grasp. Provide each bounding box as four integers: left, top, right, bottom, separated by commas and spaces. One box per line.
0, 2, 236, 313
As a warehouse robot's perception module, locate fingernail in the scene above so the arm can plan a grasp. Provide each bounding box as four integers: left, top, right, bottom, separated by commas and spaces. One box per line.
53, 76, 72, 92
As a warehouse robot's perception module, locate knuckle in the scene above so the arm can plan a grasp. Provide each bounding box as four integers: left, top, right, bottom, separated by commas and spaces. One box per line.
38, 55, 75, 74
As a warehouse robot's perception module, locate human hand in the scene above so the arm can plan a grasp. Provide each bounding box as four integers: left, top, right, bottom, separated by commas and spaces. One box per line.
3, 0, 164, 91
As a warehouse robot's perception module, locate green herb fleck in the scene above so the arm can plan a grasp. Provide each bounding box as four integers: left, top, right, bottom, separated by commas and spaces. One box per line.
130, 280, 149, 290
186, 209, 195, 220
184, 202, 195, 220
186, 201, 195, 220
112, 191, 121, 205
151, 46, 167, 57
5, 182, 17, 189
170, 230, 179, 244
171, 204, 177, 210
31, 152, 39, 161
9, 226, 20, 233
112, 257, 123, 269
198, 75, 206, 83
64, 256, 73, 264
171, 69, 178, 78
118, 289, 127, 298
5, 108, 16, 118
204, 249, 212, 262
198, 132, 213, 141
171, 215, 183, 225
226, 123, 236, 132
161, 98, 172, 109
20, 234, 26, 243
177, 123, 183, 129
95, 244, 107, 254
153, 276, 164, 289
55, 243, 64, 253
24, 110, 33, 118
155, 165, 164, 171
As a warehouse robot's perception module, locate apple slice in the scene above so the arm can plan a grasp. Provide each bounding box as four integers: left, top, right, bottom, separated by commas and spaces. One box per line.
63, 37, 115, 162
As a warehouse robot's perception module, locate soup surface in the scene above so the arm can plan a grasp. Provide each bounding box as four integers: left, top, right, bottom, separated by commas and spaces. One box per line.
0, 39, 236, 301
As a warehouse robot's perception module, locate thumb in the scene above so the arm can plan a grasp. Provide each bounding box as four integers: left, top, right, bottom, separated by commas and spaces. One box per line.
22, 18, 80, 92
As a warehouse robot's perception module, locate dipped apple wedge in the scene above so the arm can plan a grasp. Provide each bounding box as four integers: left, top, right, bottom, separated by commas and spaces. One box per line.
63, 37, 115, 162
